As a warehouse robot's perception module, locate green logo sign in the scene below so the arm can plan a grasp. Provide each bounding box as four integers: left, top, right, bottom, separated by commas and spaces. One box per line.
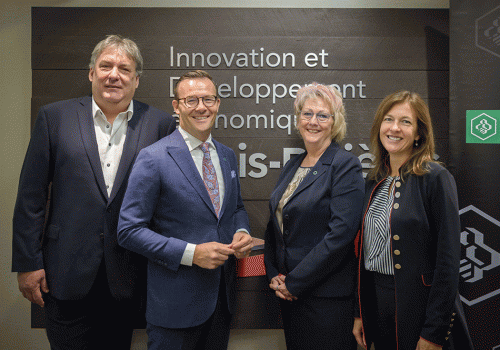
466, 110, 500, 144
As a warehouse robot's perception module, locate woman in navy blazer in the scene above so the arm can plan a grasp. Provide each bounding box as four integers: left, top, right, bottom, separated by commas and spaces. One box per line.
352, 91, 473, 350
264, 83, 364, 350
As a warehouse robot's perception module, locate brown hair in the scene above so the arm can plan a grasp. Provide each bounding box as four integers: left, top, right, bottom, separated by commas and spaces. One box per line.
174, 70, 217, 99
368, 90, 436, 181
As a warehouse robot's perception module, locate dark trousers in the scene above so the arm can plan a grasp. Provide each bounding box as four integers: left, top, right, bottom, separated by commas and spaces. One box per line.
279, 295, 357, 350
368, 272, 473, 350
147, 279, 232, 350
43, 261, 139, 350
370, 271, 397, 350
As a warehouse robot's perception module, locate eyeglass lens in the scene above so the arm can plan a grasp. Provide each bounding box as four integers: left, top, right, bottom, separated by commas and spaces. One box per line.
184, 96, 217, 108
301, 111, 331, 122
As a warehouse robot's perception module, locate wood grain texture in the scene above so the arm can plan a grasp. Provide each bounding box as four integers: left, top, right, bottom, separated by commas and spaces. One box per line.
31, 7, 449, 329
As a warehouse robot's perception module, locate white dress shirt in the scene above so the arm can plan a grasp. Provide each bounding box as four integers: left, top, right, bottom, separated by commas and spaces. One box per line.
92, 97, 133, 196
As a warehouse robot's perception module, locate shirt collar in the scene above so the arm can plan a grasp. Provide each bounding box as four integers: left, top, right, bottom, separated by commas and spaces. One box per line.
91, 97, 134, 122
178, 126, 214, 152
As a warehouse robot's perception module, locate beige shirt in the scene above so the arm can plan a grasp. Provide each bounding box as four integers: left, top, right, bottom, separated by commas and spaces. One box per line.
276, 167, 311, 233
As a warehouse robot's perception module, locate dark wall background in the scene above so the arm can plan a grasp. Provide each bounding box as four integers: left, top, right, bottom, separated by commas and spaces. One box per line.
31, 7, 450, 330
450, 1, 500, 350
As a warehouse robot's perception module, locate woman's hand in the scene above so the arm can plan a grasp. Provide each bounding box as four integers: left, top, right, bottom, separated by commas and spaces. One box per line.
269, 274, 297, 301
415, 338, 442, 350
352, 317, 366, 349
269, 275, 282, 291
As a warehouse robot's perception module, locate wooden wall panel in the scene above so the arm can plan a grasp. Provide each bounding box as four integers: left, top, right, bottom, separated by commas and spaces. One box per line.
33, 36, 435, 70
31, 96, 449, 140
32, 8, 448, 54
32, 70, 448, 99
31, 7, 449, 329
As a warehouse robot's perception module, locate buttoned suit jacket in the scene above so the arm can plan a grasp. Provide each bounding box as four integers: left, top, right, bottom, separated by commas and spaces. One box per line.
12, 95, 176, 301
356, 163, 473, 349
117, 129, 250, 329
264, 142, 364, 298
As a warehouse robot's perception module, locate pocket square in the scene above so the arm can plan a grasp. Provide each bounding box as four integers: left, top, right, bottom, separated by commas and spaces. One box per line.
231, 170, 236, 178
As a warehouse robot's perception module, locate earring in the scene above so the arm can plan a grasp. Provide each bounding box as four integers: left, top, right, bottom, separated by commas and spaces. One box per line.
414, 139, 419, 147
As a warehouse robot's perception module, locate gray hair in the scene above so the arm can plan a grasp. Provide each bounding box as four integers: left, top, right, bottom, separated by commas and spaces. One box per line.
89, 35, 143, 77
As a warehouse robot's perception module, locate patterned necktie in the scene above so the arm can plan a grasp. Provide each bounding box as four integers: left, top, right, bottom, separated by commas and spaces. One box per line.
200, 142, 220, 217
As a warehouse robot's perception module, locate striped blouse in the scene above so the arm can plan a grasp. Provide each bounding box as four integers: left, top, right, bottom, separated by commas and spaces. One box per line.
363, 176, 399, 275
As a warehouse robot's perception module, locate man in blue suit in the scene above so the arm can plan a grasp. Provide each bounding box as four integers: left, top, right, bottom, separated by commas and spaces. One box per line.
118, 70, 252, 350
12, 35, 176, 350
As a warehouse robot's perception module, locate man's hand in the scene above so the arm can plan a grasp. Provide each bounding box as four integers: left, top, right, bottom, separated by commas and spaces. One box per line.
193, 242, 235, 269
17, 269, 49, 307
229, 231, 253, 259
353, 317, 366, 349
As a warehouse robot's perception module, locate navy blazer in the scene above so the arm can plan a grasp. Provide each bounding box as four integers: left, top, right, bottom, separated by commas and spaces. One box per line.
117, 129, 250, 329
12, 96, 176, 300
264, 142, 364, 298
356, 163, 468, 349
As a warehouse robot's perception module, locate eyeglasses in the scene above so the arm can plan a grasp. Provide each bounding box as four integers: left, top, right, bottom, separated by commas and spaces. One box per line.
177, 95, 218, 108
300, 111, 332, 123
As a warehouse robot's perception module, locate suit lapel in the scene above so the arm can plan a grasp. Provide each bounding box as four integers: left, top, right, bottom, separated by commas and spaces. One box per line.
76, 96, 108, 199
270, 153, 304, 214
214, 140, 231, 219
108, 101, 144, 204
291, 143, 340, 201
167, 130, 216, 216
272, 142, 340, 212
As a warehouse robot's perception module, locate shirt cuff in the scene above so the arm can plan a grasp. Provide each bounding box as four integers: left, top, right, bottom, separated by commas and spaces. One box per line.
236, 228, 250, 236
180, 243, 196, 266
181, 230, 250, 267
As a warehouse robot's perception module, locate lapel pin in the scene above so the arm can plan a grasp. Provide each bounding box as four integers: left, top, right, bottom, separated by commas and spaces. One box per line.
313, 171, 318, 175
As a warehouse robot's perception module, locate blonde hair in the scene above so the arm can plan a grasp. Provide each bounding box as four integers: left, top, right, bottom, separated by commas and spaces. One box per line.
294, 82, 347, 142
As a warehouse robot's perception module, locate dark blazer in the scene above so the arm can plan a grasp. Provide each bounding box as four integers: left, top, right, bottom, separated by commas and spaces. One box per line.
356, 162, 473, 349
117, 129, 250, 329
264, 142, 364, 298
12, 96, 176, 301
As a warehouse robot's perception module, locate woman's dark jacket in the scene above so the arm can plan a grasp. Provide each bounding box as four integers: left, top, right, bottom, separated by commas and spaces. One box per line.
264, 142, 365, 298
356, 162, 473, 350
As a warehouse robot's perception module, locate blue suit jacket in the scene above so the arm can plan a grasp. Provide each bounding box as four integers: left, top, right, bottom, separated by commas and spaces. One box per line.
117, 129, 250, 329
264, 142, 364, 298
12, 96, 176, 301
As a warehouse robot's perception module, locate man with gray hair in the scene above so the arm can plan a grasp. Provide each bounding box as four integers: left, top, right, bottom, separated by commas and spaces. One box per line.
12, 35, 176, 349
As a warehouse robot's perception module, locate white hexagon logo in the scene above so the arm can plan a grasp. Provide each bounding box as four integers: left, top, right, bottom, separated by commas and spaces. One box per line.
470, 113, 497, 141
475, 5, 500, 58
459, 205, 500, 306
